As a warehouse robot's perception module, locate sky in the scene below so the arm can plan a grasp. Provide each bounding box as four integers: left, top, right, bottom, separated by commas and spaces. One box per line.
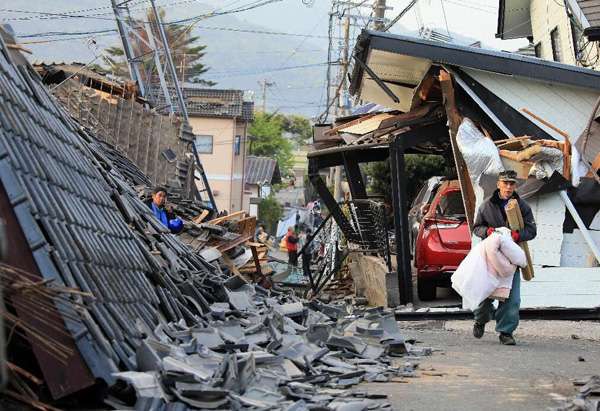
228, 0, 527, 50
2, 0, 529, 117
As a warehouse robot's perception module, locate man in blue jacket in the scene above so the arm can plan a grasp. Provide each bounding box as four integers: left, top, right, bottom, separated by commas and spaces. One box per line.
471, 170, 536, 346
147, 186, 184, 234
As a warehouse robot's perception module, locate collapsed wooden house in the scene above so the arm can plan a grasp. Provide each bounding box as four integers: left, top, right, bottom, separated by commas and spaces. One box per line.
307, 30, 600, 309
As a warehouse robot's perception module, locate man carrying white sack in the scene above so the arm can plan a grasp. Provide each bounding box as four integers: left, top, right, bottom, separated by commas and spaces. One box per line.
471, 170, 537, 346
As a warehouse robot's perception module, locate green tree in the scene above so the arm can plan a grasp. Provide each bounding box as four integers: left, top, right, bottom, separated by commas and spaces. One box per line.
249, 112, 294, 175
258, 195, 283, 235
281, 114, 312, 146
104, 8, 214, 85
365, 154, 454, 204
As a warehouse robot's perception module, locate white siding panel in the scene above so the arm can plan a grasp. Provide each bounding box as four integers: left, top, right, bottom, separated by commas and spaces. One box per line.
560, 229, 600, 267
520, 267, 600, 308
527, 193, 565, 267
590, 212, 600, 230
463, 68, 600, 144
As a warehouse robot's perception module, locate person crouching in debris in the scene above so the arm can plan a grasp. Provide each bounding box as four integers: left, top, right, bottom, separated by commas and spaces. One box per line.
147, 186, 184, 234
472, 170, 536, 345
285, 226, 299, 268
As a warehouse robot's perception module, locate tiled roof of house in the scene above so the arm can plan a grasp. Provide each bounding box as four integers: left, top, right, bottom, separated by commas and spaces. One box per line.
147, 84, 254, 121
0, 29, 224, 393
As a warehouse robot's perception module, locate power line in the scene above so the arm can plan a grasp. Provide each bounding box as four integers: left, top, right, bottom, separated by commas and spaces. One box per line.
208, 62, 331, 78
18, 25, 339, 40
2, 0, 281, 23
442, 0, 496, 14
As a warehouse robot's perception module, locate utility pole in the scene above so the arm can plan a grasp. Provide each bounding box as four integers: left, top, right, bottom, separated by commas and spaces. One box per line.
258, 79, 275, 112
333, 15, 351, 202
341, 15, 350, 116
373, 0, 387, 31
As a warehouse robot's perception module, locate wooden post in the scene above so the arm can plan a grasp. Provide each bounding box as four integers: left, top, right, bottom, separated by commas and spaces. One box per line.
505, 199, 534, 281
439, 70, 476, 232
250, 244, 262, 281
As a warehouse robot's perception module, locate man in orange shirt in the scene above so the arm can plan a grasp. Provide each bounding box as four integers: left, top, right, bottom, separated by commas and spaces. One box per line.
285, 226, 299, 267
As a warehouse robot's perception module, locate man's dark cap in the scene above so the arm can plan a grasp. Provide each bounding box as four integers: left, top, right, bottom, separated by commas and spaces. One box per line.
152, 186, 168, 195
498, 170, 517, 182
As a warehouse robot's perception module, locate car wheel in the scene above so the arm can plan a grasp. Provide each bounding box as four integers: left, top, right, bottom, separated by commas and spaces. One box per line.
417, 278, 437, 301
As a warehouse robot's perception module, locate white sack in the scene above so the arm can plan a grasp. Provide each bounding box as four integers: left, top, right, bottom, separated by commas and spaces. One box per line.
451, 232, 525, 311
451, 241, 499, 311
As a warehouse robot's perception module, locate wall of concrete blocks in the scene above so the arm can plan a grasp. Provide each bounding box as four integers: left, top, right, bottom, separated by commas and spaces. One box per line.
54, 80, 195, 198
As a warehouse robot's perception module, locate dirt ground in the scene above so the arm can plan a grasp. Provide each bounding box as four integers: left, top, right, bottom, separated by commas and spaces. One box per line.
366, 320, 600, 411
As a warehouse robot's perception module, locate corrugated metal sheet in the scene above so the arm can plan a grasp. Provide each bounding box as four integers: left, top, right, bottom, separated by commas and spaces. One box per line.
244, 156, 281, 185
577, 0, 600, 27
463, 68, 600, 144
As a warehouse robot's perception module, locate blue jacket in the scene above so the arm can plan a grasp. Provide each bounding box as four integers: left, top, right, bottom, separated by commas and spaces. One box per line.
149, 202, 184, 234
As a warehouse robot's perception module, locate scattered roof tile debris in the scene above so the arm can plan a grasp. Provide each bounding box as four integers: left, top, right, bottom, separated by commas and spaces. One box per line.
0, 26, 431, 411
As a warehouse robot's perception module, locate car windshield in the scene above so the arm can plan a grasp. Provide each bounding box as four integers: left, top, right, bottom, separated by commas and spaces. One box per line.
438, 190, 465, 218
411, 184, 428, 208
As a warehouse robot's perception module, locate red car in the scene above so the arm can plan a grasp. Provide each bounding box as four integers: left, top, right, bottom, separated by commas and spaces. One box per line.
414, 180, 471, 300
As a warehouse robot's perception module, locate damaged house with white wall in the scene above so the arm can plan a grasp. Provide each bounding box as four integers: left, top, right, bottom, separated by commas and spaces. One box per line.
306, 30, 600, 311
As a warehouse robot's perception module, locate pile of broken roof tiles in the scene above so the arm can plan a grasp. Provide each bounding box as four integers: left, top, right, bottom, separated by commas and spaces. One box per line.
552, 375, 600, 411
0, 32, 430, 410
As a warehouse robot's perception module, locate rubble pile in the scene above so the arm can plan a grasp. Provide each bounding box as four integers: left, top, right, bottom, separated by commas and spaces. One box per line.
90, 138, 269, 280
0, 27, 430, 410
553, 375, 600, 411
109, 299, 423, 410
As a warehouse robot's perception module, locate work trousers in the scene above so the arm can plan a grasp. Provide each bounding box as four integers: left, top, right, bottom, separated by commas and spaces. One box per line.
473, 270, 521, 335
288, 250, 298, 267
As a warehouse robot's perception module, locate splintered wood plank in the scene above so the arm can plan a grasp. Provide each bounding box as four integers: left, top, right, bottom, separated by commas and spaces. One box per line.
439, 70, 476, 232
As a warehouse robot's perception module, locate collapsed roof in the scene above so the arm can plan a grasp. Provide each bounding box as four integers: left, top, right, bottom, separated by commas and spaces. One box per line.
348, 30, 600, 185
0, 26, 424, 411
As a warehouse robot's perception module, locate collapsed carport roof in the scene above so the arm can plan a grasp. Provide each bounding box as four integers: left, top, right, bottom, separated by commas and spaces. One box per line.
350, 30, 600, 102
349, 30, 600, 162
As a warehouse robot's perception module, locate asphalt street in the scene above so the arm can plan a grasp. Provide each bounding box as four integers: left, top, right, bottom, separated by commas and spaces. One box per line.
367, 320, 600, 411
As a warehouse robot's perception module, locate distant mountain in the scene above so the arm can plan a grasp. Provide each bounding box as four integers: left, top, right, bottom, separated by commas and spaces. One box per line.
3, 1, 523, 118
5, 1, 330, 117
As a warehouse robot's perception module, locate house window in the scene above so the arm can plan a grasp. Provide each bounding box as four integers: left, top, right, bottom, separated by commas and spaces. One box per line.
550, 27, 562, 62
234, 135, 241, 155
534, 42, 542, 58
194, 135, 213, 154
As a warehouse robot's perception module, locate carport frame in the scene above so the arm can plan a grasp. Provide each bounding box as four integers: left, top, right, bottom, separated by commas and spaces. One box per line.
308, 120, 450, 305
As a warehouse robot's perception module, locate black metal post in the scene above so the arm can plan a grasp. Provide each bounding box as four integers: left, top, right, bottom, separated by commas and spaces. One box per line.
308, 160, 354, 238
342, 153, 368, 199
389, 137, 413, 305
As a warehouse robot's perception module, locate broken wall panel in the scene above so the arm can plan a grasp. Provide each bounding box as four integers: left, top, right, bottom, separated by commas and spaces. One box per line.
560, 229, 600, 267
52, 79, 194, 197
521, 267, 600, 308
527, 193, 566, 267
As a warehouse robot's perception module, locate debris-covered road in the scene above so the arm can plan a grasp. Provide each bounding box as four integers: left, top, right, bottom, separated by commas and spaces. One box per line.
368, 320, 600, 410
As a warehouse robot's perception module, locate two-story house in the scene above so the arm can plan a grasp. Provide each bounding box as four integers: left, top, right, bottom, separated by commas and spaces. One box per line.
183, 86, 254, 213
497, 0, 600, 67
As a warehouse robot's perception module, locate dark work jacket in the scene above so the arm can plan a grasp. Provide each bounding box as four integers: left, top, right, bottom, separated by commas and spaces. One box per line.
473, 189, 537, 242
